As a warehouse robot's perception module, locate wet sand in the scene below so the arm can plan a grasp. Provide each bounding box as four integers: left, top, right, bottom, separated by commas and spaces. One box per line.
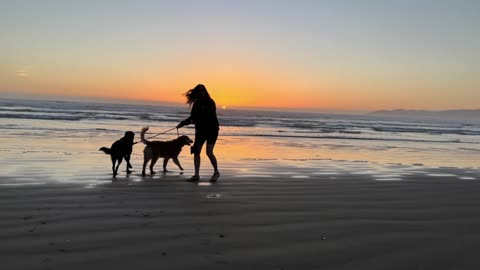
2, 159, 480, 270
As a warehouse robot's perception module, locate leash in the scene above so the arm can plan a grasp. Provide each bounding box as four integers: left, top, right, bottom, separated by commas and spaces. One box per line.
133, 127, 179, 145
146, 127, 178, 140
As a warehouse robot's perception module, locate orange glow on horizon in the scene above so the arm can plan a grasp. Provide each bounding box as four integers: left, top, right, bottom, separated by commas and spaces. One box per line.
2, 57, 478, 111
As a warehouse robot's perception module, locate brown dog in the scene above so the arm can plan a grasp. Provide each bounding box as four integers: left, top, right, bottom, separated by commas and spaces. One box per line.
140, 127, 193, 176
99, 131, 135, 177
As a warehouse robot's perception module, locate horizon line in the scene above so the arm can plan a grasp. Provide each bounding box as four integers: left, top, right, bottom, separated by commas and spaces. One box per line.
0, 92, 366, 114
1, 92, 479, 114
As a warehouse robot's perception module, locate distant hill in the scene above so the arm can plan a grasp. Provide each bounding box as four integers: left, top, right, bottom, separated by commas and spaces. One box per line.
369, 109, 480, 121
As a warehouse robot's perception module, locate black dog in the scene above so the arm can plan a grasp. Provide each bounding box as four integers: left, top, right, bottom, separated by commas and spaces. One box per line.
99, 131, 135, 177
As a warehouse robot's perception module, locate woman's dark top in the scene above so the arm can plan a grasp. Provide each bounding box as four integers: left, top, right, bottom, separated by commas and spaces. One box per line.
183, 97, 219, 134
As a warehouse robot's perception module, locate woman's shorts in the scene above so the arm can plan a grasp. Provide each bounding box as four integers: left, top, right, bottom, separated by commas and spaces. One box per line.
191, 129, 219, 154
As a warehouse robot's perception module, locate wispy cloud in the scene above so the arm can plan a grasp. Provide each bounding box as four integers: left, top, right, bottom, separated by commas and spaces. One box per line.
15, 67, 30, 78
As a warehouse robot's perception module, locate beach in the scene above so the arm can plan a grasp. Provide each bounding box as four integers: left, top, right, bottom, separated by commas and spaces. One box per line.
2, 156, 480, 269
1, 99, 480, 269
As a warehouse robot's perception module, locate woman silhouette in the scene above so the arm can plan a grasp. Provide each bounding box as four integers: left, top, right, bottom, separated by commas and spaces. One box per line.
177, 84, 220, 182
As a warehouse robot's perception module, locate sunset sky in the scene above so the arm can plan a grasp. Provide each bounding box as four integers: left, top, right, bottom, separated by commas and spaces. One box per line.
1, 1, 478, 111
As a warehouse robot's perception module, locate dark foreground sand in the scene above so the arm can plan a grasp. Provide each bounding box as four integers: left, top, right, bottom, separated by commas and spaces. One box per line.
2, 163, 480, 270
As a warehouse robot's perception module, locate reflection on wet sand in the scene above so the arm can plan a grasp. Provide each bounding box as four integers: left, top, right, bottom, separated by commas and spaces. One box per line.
0, 132, 479, 188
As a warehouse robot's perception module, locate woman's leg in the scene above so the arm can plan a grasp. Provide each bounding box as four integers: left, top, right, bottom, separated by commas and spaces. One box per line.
193, 151, 201, 177
206, 144, 220, 181
206, 143, 218, 173
187, 131, 206, 181
189, 141, 204, 181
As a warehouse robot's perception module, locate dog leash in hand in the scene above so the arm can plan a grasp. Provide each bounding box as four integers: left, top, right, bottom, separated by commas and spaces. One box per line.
133, 127, 179, 145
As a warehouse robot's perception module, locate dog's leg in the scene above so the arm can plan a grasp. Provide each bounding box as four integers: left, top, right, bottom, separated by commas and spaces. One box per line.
163, 158, 170, 172
142, 159, 148, 176
125, 155, 132, 174
150, 157, 159, 175
142, 148, 152, 176
111, 156, 117, 177
126, 154, 133, 169
115, 158, 122, 177
172, 157, 184, 171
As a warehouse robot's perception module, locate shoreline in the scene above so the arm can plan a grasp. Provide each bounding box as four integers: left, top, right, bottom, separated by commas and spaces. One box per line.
1, 157, 478, 186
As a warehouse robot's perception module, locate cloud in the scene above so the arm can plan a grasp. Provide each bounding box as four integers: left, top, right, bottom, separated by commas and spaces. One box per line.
15, 68, 29, 77
16, 72, 28, 77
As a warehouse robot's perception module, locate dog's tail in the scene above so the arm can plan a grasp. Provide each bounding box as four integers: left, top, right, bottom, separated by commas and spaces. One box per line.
140, 126, 150, 145
99, 147, 111, 154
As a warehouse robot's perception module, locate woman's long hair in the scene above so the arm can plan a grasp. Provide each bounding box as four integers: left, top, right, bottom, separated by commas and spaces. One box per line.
184, 84, 210, 106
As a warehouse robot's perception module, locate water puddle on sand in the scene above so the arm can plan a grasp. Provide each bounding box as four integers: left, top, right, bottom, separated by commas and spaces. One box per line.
374, 178, 403, 181
374, 174, 403, 178
84, 184, 100, 188
206, 193, 222, 199
427, 173, 457, 177
197, 182, 212, 186
291, 175, 310, 178
273, 171, 297, 175
234, 174, 274, 178
313, 172, 339, 175
459, 177, 477, 180
350, 170, 378, 175
0, 182, 47, 186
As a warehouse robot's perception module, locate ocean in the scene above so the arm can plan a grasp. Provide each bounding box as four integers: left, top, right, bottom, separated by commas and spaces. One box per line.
1, 98, 479, 184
